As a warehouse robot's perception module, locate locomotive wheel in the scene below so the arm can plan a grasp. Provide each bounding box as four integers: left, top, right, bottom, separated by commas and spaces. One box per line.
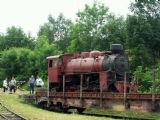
77, 108, 85, 114
55, 103, 63, 112
62, 107, 68, 113
54, 102, 68, 112
38, 101, 48, 109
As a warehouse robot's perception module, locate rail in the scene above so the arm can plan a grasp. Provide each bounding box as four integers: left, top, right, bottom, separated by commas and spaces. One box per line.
0, 103, 26, 120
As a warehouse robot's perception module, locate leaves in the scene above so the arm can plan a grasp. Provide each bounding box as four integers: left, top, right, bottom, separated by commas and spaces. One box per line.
134, 66, 152, 92
38, 14, 72, 53
68, 1, 126, 52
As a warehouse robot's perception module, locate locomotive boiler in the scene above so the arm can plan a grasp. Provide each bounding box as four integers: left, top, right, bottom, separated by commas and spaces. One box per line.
47, 44, 137, 93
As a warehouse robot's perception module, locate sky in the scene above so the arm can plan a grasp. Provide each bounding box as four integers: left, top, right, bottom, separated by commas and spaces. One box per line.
0, 0, 134, 37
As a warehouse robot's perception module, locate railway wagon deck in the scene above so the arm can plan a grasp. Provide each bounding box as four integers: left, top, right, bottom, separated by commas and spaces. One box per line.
36, 90, 160, 112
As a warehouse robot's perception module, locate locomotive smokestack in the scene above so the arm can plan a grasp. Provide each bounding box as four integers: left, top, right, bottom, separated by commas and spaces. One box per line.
110, 44, 123, 54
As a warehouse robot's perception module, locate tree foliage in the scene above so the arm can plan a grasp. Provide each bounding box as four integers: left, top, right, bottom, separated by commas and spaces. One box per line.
68, 2, 127, 52
134, 66, 152, 92
0, 48, 32, 80
0, 35, 60, 81
3, 26, 34, 50
38, 14, 72, 53
33, 35, 61, 78
127, 0, 160, 69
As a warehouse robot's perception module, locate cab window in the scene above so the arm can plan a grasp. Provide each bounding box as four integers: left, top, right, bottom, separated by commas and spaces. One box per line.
49, 60, 53, 67
49, 58, 62, 68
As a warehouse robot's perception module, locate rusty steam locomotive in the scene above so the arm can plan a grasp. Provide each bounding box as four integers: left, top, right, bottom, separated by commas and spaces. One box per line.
47, 44, 137, 93
36, 44, 139, 113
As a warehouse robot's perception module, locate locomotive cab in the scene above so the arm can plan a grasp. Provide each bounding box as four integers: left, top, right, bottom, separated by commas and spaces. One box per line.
47, 55, 63, 91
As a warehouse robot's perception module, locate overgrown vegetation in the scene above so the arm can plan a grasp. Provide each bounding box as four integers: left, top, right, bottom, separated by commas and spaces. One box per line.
0, 0, 160, 92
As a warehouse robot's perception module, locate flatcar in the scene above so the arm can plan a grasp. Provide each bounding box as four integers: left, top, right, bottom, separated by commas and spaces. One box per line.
35, 44, 139, 113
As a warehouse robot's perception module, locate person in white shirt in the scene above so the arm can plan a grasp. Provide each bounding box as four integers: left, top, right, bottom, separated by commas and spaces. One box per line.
36, 76, 44, 88
3, 78, 8, 92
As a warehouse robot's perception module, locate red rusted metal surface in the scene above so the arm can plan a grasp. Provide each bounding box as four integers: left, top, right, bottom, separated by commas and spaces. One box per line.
47, 56, 61, 83
47, 54, 73, 83
47, 51, 105, 74
115, 81, 125, 93
115, 82, 139, 93
100, 72, 108, 91
36, 91, 160, 100
81, 52, 90, 58
64, 56, 104, 73
35, 90, 160, 112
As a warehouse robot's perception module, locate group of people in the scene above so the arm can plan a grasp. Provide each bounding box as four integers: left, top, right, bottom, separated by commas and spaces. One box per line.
3, 77, 17, 93
28, 75, 44, 94
2, 75, 44, 94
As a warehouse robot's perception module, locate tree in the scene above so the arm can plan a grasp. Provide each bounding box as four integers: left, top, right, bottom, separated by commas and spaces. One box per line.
0, 34, 6, 51
38, 14, 72, 53
127, 0, 160, 69
0, 48, 32, 81
0, 36, 61, 82
32, 35, 61, 78
68, 1, 127, 52
134, 66, 152, 92
103, 16, 127, 48
68, 2, 109, 52
130, 0, 160, 18
4, 26, 34, 49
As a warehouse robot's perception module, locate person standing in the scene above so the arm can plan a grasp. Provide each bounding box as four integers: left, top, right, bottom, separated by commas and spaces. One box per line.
9, 77, 17, 93
3, 78, 8, 92
36, 76, 44, 88
28, 75, 35, 94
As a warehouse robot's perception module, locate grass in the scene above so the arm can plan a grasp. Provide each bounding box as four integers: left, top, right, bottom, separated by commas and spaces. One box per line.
0, 90, 112, 120
1, 89, 160, 120
85, 108, 160, 120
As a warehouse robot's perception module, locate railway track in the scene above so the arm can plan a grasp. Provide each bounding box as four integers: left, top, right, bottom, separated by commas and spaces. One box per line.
0, 103, 26, 120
